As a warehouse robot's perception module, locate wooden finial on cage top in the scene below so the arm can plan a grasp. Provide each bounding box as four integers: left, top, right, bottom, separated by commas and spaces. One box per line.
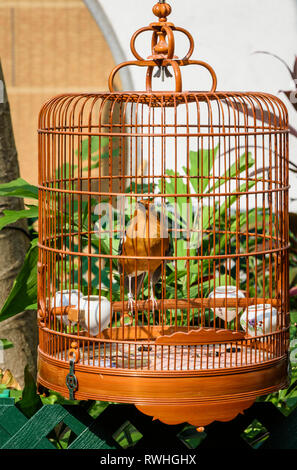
152, 2, 172, 22
108, 0, 217, 94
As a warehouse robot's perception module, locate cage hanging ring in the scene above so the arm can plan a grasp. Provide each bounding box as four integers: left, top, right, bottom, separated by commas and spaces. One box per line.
69, 346, 80, 363
131, 27, 154, 61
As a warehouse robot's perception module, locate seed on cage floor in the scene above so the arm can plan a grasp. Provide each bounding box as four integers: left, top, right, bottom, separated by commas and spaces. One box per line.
226, 347, 241, 353
138, 346, 152, 352
199, 351, 214, 357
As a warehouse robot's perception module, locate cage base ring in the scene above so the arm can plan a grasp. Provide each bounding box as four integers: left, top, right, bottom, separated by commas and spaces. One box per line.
37, 350, 288, 426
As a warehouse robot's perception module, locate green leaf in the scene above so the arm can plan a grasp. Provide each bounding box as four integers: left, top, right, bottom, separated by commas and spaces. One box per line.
166, 270, 188, 284
290, 311, 297, 323
16, 365, 42, 418
191, 274, 236, 297
160, 170, 191, 231
125, 182, 155, 194
100, 146, 119, 159
9, 389, 22, 402
0, 239, 38, 322
41, 390, 80, 405
100, 268, 120, 292
0, 205, 38, 230
208, 180, 257, 254
176, 239, 188, 271
0, 178, 38, 200
78, 136, 119, 161
182, 146, 219, 194
87, 401, 110, 418
284, 378, 297, 397
55, 162, 77, 179
0, 338, 13, 350
206, 152, 254, 193
202, 179, 257, 233
77, 136, 103, 159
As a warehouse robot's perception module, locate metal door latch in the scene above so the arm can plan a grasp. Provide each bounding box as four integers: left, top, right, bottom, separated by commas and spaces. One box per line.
66, 359, 78, 400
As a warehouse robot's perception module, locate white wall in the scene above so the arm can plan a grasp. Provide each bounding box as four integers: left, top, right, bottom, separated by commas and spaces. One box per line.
98, 0, 297, 209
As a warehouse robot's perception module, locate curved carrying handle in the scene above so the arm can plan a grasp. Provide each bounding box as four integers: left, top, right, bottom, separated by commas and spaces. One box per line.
108, 59, 182, 93
108, 59, 217, 94
184, 60, 218, 93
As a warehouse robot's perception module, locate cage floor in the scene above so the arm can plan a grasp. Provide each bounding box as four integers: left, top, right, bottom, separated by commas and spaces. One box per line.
73, 342, 272, 370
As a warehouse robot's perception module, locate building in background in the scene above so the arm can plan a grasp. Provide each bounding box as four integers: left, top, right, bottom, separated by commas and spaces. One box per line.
0, 0, 121, 185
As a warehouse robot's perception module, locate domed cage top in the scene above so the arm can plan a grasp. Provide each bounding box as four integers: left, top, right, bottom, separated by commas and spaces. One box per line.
37, 2, 290, 427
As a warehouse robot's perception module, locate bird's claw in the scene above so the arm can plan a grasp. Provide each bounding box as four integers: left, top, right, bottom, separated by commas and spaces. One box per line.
150, 294, 158, 312
127, 293, 135, 313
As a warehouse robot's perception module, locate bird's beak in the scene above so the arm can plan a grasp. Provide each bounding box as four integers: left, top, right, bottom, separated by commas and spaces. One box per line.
137, 198, 153, 208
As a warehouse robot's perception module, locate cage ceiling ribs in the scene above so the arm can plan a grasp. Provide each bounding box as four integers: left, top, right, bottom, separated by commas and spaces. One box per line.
37, 2, 290, 427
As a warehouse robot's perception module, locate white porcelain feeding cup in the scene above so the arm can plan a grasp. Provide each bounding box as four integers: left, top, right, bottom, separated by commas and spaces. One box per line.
208, 285, 245, 322
51, 289, 83, 326
240, 304, 278, 336
80, 296, 112, 336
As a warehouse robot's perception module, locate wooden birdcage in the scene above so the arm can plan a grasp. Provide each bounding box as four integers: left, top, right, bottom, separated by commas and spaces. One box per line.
37, 1, 290, 427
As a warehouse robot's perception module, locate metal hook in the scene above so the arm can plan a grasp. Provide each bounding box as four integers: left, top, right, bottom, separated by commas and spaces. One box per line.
154, 66, 173, 81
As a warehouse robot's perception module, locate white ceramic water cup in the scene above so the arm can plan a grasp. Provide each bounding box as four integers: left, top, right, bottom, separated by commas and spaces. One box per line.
51, 289, 83, 326
240, 304, 278, 336
80, 296, 112, 336
208, 285, 245, 322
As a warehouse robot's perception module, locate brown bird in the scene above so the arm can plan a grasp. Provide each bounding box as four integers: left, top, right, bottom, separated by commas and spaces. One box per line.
118, 199, 172, 313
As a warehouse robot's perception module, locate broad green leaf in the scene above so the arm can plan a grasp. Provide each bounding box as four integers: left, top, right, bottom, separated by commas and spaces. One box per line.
0, 239, 38, 322
0, 205, 38, 230
166, 206, 187, 230
182, 146, 219, 194
284, 378, 297, 397
16, 365, 42, 418
176, 239, 188, 271
166, 270, 188, 284
0, 178, 38, 200
209, 180, 257, 254
55, 162, 77, 179
41, 390, 79, 405
202, 179, 257, 232
206, 152, 254, 193
100, 268, 120, 292
160, 170, 192, 231
125, 182, 155, 194
290, 311, 297, 323
78, 136, 104, 159
100, 146, 119, 159
83, 162, 100, 171
78, 136, 118, 160
190, 274, 236, 298
87, 401, 110, 418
